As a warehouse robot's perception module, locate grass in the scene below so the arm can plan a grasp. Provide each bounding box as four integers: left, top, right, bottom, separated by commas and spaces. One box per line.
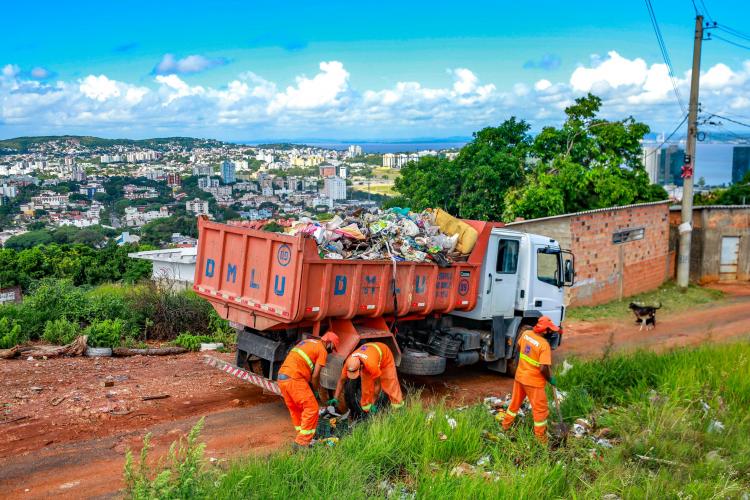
124, 341, 750, 499
566, 281, 726, 322
352, 183, 397, 196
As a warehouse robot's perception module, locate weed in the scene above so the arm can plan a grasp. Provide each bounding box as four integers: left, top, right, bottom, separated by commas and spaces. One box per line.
172, 333, 214, 351
42, 318, 79, 345
124, 341, 750, 499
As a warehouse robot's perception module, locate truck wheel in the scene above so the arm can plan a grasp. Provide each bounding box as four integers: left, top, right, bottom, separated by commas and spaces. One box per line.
398, 348, 446, 376
320, 354, 345, 390
506, 325, 532, 377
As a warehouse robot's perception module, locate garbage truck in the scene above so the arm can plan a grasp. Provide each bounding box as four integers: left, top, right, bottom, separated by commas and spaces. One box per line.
193, 215, 575, 391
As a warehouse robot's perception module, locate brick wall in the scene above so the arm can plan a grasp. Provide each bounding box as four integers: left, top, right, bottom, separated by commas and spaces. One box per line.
508, 202, 672, 307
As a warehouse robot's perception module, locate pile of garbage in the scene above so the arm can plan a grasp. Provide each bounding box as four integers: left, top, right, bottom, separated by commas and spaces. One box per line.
260, 207, 479, 265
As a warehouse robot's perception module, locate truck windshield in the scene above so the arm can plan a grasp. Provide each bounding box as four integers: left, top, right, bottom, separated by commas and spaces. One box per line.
537, 248, 561, 286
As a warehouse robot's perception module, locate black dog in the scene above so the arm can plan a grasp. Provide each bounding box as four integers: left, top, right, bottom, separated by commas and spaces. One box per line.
629, 302, 661, 331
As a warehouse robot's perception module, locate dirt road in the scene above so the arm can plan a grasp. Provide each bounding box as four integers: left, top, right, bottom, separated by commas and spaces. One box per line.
2, 283, 749, 499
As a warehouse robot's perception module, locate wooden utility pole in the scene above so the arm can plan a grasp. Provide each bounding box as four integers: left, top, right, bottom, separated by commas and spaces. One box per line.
677, 15, 704, 289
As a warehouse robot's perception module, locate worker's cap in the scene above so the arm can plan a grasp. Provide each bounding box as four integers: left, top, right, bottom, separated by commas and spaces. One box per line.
345, 356, 362, 379
534, 316, 560, 333
321, 331, 340, 351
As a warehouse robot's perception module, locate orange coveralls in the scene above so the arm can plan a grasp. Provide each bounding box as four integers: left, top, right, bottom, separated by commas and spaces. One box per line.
347, 342, 404, 412
501, 330, 551, 443
277, 338, 328, 446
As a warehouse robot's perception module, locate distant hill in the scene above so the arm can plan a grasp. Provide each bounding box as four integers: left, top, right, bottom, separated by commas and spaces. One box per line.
0, 135, 225, 153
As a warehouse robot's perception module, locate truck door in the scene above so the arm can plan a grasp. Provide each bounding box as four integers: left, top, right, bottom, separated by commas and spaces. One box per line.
484, 235, 520, 317
531, 246, 564, 325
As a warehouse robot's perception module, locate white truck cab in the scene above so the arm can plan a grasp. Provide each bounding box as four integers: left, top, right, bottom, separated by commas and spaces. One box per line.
451, 228, 574, 373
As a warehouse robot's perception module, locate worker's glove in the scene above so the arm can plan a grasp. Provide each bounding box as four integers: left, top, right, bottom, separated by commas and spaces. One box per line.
369, 405, 378, 415
314, 391, 321, 401
326, 398, 338, 406
549, 376, 558, 387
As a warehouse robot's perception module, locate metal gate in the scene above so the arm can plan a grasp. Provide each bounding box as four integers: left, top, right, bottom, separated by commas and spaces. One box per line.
720, 236, 740, 281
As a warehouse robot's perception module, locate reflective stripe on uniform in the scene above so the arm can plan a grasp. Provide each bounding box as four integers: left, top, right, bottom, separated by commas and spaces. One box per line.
533, 420, 548, 427
292, 347, 314, 371
299, 428, 316, 435
506, 409, 517, 417
391, 402, 404, 408
519, 353, 541, 367
294, 426, 301, 431
361, 404, 373, 411
369, 343, 383, 367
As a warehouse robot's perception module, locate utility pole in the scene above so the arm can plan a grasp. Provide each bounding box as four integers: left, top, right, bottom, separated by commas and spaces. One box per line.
677, 15, 704, 289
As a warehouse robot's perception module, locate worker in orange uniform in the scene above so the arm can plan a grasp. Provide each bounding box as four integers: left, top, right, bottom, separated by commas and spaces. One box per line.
277, 332, 339, 449
501, 316, 560, 444
333, 342, 404, 414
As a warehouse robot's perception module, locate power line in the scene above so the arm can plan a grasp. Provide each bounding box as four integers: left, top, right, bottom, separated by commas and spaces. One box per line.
716, 26, 750, 43
644, 0, 687, 113
644, 114, 689, 158
698, 0, 714, 22
711, 34, 750, 51
706, 112, 750, 129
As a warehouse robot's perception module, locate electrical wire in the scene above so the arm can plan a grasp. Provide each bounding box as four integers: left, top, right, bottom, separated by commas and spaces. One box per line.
698, 0, 713, 23
716, 25, 750, 43
712, 33, 750, 51
644, 0, 687, 113
643, 114, 689, 158
706, 113, 750, 129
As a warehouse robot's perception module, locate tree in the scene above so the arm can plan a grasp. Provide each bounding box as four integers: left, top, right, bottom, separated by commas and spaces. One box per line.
716, 171, 750, 205
395, 117, 531, 219
504, 94, 668, 220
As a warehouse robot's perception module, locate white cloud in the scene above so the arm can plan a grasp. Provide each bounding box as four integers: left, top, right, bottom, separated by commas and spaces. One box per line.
269, 61, 350, 112
79, 75, 121, 101
2, 54, 750, 139
534, 79, 552, 92
154, 54, 228, 75
570, 51, 649, 92
30, 67, 51, 79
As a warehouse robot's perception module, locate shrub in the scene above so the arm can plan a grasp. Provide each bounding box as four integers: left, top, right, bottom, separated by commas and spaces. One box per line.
172, 333, 213, 351
0, 317, 24, 349
22, 278, 88, 338
42, 318, 79, 345
85, 319, 125, 348
130, 284, 215, 340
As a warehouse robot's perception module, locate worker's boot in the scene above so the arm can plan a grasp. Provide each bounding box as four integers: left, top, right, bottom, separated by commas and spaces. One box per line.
291, 442, 309, 452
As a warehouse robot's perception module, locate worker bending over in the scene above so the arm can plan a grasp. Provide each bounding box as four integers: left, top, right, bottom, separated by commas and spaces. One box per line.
333, 342, 404, 414
501, 316, 560, 444
277, 332, 339, 448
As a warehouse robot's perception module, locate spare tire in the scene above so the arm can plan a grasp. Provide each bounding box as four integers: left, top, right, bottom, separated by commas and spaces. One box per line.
398, 348, 446, 376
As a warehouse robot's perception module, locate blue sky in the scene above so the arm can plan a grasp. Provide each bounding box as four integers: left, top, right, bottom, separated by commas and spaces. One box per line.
2, 0, 750, 140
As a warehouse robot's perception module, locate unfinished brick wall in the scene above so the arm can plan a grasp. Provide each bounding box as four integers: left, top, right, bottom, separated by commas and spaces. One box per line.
507, 202, 672, 307
570, 203, 670, 306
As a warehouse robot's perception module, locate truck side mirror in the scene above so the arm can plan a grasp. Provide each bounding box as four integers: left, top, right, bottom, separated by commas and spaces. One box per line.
564, 258, 575, 286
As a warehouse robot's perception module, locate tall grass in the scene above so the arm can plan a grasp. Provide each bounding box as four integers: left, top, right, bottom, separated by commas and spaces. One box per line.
125, 341, 750, 499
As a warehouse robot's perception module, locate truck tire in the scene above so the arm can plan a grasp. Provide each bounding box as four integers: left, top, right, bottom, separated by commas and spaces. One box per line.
320, 354, 345, 390
397, 348, 446, 376
506, 325, 532, 377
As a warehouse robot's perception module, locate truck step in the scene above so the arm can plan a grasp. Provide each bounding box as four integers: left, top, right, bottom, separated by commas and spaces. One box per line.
203, 355, 281, 396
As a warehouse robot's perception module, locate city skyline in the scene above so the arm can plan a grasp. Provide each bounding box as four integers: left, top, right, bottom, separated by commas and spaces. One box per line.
2, 0, 750, 140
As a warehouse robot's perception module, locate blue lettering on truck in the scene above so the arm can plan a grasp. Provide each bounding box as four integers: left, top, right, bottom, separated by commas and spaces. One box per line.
334, 275, 347, 295
415, 276, 426, 294
277, 244, 291, 267
205, 258, 215, 277
436, 272, 452, 298
363, 275, 376, 295
226, 263, 237, 283
274, 275, 286, 296
249, 269, 260, 290
458, 278, 470, 296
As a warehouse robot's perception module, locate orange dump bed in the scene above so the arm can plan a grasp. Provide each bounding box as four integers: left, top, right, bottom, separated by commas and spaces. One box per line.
193, 216, 499, 330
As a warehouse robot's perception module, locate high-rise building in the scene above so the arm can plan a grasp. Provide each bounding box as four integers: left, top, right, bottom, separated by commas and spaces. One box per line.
732, 146, 750, 184
323, 176, 347, 200
347, 145, 363, 157
658, 145, 685, 186
641, 146, 659, 184
167, 173, 182, 187
221, 160, 236, 184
